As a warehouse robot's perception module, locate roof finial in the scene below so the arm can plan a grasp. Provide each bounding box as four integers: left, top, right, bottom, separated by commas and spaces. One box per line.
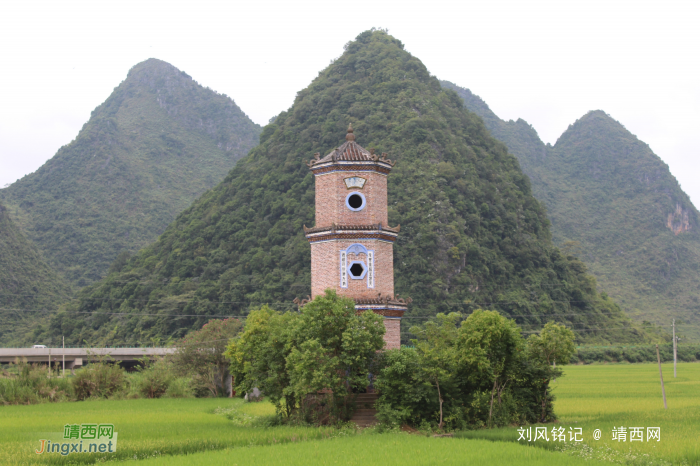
346, 123, 355, 142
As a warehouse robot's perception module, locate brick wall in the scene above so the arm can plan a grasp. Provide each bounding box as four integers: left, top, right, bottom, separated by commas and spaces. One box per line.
310, 240, 395, 299
314, 170, 388, 227
310, 162, 402, 351
383, 318, 401, 350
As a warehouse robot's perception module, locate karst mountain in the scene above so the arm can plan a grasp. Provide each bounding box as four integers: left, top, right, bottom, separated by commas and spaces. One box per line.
0, 59, 261, 288
442, 81, 700, 341
0, 203, 72, 345
41, 30, 653, 346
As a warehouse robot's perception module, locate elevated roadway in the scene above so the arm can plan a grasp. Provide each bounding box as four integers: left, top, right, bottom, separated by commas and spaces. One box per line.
0, 347, 176, 370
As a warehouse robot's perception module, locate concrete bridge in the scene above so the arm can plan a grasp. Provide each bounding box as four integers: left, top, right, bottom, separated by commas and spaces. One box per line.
0, 347, 176, 371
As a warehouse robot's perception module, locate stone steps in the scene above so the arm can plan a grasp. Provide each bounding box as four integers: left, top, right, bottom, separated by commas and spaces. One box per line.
350, 393, 379, 427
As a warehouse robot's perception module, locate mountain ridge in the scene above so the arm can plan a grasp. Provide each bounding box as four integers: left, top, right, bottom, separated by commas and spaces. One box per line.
442, 80, 700, 340
41, 30, 649, 346
0, 202, 72, 345
1, 59, 262, 287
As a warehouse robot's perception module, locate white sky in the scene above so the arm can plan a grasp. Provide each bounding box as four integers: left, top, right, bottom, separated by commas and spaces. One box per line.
1, 0, 698, 206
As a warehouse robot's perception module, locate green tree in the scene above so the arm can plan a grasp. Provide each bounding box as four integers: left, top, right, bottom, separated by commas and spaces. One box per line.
527, 321, 575, 421
410, 312, 460, 430
227, 291, 385, 423
374, 347, 433, 427
225, 307, 297, 416
286, 290, 385, 420
172, 317, 242, 397
528, 321, 576, 366
456, 310, 524, 427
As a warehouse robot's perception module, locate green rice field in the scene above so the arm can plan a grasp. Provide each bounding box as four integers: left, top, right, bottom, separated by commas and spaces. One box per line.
132, 434, 611, 466
462, 362, 700, 465
0, 362, 697, 465
0, 398, 337, 465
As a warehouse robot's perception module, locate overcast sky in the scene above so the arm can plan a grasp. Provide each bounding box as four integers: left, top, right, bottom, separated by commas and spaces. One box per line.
2, 0, 698, 206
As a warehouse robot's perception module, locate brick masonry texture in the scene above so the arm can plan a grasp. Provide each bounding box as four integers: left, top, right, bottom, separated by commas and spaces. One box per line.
309, 151, 402, 349
311, 240, 395, 299
383, 319, 401, 350
314, 170, 388, 227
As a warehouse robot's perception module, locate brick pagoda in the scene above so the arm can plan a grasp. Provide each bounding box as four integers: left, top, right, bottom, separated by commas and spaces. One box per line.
303, 125, 409, 349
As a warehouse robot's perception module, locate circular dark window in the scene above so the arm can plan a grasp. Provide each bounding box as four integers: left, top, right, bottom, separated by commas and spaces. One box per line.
345, 192, 366, 211
349, 263, 365, 277
348, 194, 363, 209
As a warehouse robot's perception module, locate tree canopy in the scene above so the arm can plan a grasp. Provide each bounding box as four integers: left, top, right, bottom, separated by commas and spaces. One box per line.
227, 291, 385, 422
377, 311, 574, 429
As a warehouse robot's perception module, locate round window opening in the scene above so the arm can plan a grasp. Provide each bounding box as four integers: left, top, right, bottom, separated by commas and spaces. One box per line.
349, 262, 365, 278
348, 194, 363, 209
346, 192, 366, 211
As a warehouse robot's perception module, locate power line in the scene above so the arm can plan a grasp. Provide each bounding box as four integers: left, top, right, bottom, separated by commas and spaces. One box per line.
0, 297, 637, 307
2, 306, 693, 336
1, 305, 689, 323
0, 279, 629, 299
0, 306, 660, 319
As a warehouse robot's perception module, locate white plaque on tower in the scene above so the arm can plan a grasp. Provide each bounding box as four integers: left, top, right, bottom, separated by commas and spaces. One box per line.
367, 250, 374, 288
340, 251, 348, 288
344, 177, 366, 189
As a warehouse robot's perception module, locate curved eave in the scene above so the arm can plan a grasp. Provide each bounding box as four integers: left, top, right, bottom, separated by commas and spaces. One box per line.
309, 160, 393, 175
305, 229, 399, 243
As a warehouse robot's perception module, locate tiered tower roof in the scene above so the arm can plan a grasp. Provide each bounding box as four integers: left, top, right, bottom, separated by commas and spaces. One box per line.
307, 124, 397, 170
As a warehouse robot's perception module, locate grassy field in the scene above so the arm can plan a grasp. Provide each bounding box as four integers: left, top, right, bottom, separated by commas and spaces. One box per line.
132, 434, 611, 466
0, 398, 338, 465
461, 362, 700, 465
1, 363, 697, 465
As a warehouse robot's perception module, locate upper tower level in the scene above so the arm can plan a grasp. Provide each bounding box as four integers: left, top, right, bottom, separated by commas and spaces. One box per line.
302, 125, 408, 350
307, 125, 397, 228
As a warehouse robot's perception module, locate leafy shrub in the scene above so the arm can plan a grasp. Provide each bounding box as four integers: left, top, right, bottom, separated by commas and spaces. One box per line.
569, 344, 700, 364
164, 377, 194, 398
213, 405, 282, 427
375, 313, 573, 431
374, 348, 433, 428
72, 363, 126, 400
172, 318, 242, 397
0, 360, 73, 405
133, 358, 175, 398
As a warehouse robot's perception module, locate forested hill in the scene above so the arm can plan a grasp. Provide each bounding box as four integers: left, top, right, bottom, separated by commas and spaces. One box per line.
44, 30, 650, 346
0, 59, 261, 287
442, 81, 700, 341
0, 203, 72, 345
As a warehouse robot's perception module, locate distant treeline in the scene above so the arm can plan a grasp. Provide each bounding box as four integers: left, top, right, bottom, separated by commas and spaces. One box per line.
571, 344, 700, 364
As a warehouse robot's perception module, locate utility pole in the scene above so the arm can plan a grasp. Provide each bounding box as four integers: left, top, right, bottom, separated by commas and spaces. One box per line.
48, 346, 51, 379
62, 336, 65, 378
656, 344, 668, 409
673, 319, 677, 378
